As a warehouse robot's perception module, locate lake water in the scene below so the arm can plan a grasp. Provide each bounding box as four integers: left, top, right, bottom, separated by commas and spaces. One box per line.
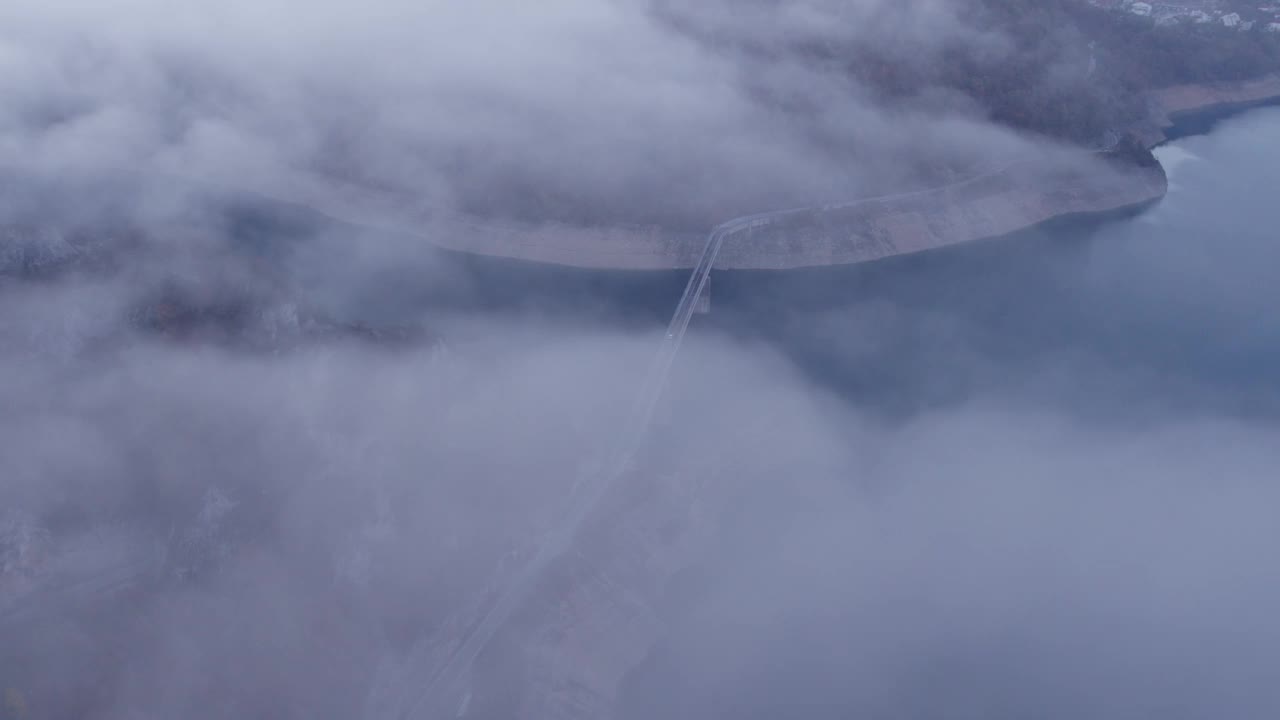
689, 109, 1280, 421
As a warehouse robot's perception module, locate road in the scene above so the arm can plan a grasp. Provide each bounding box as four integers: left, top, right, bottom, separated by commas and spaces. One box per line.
361, 212, 766, 720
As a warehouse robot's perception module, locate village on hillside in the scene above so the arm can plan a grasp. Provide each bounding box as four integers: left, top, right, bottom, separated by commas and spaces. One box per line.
1088, 0, 1280, 30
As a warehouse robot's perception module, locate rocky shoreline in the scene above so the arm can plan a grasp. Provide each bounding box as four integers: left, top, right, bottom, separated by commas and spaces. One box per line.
713, 145, 1168, 271
412, 153, 1167, 272
1142, 73, 1280, 147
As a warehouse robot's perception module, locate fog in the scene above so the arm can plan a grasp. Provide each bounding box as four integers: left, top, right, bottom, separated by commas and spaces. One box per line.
624, 410, 1280, 720
2, 1, 1280, 719
0, 0, 1071, 230
619, 121, 1280, 718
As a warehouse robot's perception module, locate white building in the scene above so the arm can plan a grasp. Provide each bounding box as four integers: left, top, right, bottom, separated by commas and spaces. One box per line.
1221, 12, 1242, 27
1267, 22, 1280, 32
1191, 10, 1212, 23
1130, 2, 1153, 16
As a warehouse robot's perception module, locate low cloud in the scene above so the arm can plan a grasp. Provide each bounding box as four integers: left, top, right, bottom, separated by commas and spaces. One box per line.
0, 0, 1071, 233
3, 3, 1276, 719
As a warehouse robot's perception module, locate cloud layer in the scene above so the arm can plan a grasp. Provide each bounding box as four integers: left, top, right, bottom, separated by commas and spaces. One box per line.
0, 0, 1056, 232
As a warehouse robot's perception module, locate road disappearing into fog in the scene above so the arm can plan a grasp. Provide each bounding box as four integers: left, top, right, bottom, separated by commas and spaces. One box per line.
630, 212, 776, 430
364, 212, 767, 720
368, 162, 1049, 719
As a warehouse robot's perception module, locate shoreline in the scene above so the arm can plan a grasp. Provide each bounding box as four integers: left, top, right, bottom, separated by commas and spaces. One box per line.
422, 151, 1169, 273
1145, 73, 1280, 147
